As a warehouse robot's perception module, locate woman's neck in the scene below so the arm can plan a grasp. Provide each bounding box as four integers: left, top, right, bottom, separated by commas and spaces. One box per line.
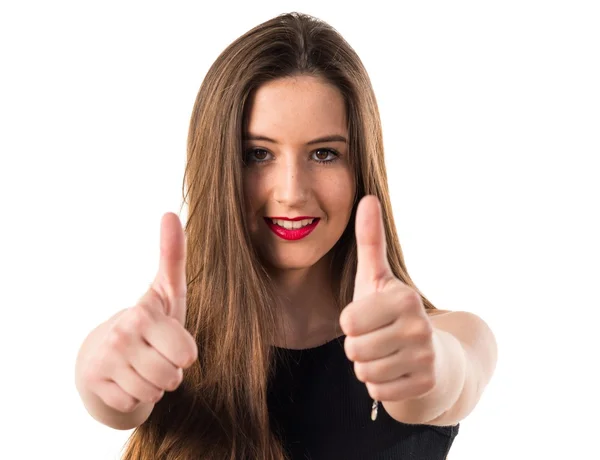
269, 256, 343, 348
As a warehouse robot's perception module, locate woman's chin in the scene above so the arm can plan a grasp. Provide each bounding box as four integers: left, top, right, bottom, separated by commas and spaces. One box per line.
264, 259, 316, 272
261, 251, 332, 274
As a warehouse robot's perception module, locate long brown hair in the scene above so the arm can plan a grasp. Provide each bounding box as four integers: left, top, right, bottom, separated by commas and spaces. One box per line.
121, 11, 437, 460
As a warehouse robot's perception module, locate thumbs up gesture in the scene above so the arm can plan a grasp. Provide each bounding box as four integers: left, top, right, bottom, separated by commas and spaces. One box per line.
339, 196, 438, 406
77, 213, 198, 416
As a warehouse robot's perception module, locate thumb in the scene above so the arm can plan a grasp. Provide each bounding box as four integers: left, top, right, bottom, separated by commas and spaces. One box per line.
353, 195, 393, 300
152, 212, 188, 325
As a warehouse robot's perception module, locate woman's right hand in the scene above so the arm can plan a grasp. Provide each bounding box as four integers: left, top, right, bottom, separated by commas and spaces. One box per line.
78, 212, 198, 415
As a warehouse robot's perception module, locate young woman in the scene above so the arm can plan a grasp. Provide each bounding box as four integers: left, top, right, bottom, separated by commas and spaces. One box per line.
75, 11, 497, 460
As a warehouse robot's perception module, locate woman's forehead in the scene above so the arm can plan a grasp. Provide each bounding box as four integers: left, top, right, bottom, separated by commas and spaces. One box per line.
244, 79, 347, 142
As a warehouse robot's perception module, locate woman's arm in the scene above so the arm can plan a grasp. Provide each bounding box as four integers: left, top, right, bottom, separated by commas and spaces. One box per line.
383, 310, 497, 426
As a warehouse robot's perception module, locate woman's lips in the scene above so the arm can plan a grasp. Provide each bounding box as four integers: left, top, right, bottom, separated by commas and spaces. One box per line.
264, 217, 320, 241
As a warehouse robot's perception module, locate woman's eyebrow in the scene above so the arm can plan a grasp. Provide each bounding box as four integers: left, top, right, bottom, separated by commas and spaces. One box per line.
243, 134, 348, 145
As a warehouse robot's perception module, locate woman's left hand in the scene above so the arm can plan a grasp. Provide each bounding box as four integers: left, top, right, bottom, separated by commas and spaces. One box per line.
339, 195, 439, 403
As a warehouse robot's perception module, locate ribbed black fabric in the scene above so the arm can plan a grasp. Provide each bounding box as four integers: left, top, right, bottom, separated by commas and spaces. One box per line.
267, 335, 459, 460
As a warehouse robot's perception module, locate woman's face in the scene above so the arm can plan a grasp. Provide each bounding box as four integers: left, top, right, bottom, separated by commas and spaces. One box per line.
243, 75, 355, 272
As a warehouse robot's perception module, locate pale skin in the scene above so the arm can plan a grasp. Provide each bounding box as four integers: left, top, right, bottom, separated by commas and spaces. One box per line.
76, 74, 496, 431
75, 213, 198, 429
340, 196, 497, 425
242, 75, 354, 348
243, 75, 498, 425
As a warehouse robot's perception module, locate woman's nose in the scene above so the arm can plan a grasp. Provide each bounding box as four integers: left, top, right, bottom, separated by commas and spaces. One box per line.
272, 158, 309, 207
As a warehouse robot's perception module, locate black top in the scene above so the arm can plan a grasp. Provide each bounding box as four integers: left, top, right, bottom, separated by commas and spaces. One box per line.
267, 335, 459, 460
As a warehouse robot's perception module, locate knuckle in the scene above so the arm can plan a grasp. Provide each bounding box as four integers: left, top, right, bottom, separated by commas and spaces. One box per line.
141, 387, 163, 404
411, 322, 432, 342
408, 290, 422, 306
104, 389, 137, 413
171, 324, 198, 368
120, 396, 139, 413
367, 383, 382, 401
420, 374, 436, 392
400, 289, 420, 308
190, 341, 199, 361
151, 389, 165, 403
354, 362, 367, 382
81, 362, 100, 384
177, 356, 190, 370
181, 347, 198, 368
344, 338, 358, 361
340, 309, 355, 334
167, 370, 183, 391
129, 306, 153, 330
418, 350, 435, 366
106, 328, 128, 350
422, 320, 434, 335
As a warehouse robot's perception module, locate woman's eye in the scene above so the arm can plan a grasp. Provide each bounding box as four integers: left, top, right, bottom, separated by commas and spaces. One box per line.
313, 148, 339, 163
244, 147, 339, 164
245, 148, 270, 162
253, 149, 268, 160
315, 150, 328, 160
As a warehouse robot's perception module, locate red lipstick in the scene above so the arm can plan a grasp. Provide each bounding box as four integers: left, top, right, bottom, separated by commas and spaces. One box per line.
268, 216, 314, 221
264, 217, 320, 241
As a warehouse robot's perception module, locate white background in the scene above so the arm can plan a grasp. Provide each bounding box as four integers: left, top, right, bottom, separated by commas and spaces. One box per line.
1, 1, 598, 459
